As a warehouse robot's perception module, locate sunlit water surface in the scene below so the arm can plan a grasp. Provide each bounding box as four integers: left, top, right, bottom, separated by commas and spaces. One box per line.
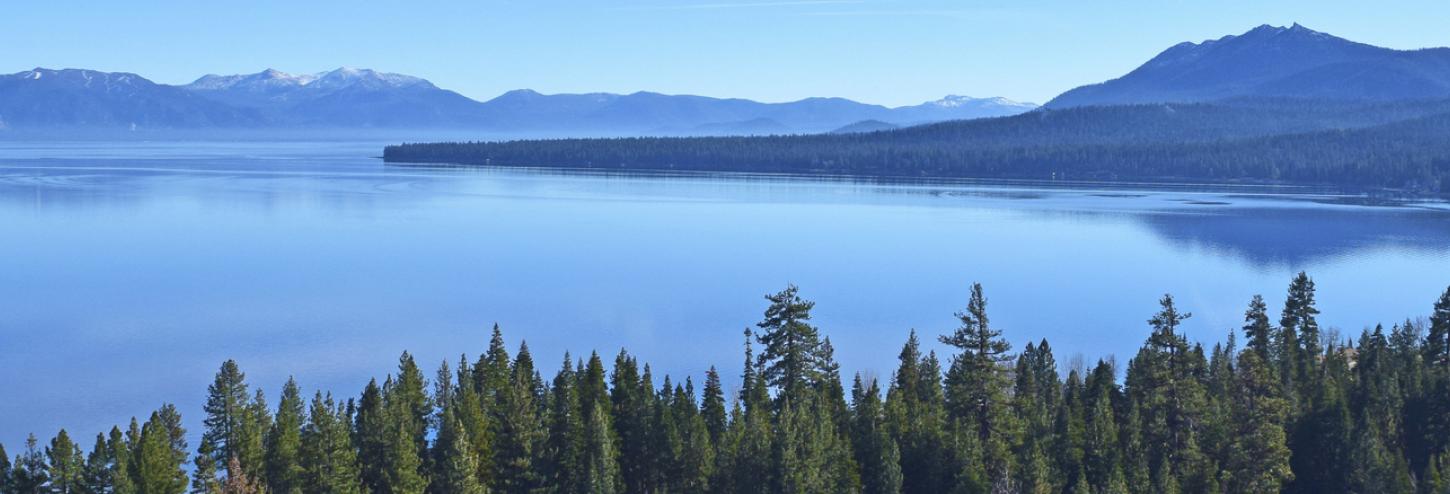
2, 140, 1448, 448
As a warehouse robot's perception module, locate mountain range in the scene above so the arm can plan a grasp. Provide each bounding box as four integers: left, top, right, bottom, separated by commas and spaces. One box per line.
385, 24, 1450, 194
0, 66, 1036, 135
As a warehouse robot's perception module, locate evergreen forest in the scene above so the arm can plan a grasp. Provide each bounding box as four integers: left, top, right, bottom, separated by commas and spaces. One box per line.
5, 274, 1450, 493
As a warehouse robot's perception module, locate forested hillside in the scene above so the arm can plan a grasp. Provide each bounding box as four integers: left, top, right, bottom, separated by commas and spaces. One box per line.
5, 275, 1450, 493
384, 99, 1450, 194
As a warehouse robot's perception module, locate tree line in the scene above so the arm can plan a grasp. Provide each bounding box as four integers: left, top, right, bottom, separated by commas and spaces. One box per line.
383, 100, 1450, 195
4, 275, 1450, 493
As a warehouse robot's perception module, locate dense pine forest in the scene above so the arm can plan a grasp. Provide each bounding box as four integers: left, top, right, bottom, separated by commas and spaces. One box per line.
383, 99, 1450, 195
5, 274, 1450, 493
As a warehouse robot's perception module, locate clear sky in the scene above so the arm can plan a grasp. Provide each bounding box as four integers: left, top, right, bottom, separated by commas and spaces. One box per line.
6, 0, 1450, 107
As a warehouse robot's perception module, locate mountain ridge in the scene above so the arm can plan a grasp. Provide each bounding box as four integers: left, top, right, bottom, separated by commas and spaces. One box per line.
0, 67, 1036, 134
1047, 23, 1450, 107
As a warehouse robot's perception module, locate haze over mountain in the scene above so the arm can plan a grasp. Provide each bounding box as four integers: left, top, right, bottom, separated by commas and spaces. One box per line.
0, 66, 1036, 134
1048, 23, 1450, 108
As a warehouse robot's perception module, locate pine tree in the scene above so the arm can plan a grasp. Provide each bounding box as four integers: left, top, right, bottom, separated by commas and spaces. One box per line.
727, 331, 775, 493
236, 390, 271, 483
300, 392, 362, 494
449, 355, 494, 488
886, 331, 950, 494
854, 375, 903, 494
475, 324, 512, 412
382, 407, 428, 494
106, 425, 138, 494
1224, 351, 1293, 492
392, 352, 432, 464
354, 379, 389, 493
700, 366, 728, 445
199, 360, 250, 488
46, 429, 85, 493
755, 284, 826, 406
267, 377, 306, 494
582, 402, 621, 494
1082, 360, 1123, 493
543, 353, 584, 492
939, 283, 1014, 482
433, 408, 485, 494
82, 433, 112, 493
494, 343, 543, 493
11, 434, 49, 493
1281, 272, 1322, 403
1127, 294, 1208, 492
1243, 294, 1274, 361
135, 407, 189, 494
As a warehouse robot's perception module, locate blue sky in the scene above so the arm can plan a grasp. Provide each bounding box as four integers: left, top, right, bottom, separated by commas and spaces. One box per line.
6, 0, 1449, 106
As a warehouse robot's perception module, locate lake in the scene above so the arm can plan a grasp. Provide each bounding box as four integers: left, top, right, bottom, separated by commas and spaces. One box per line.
2, 139, 1448, 449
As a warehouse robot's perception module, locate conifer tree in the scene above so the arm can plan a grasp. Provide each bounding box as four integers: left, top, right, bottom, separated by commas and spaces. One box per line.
391, 352, 432, 463
382, 407, 427, 494
106, 425, 137, 494
940, 283, 1014, 482
1280, 272, 1322, 403
11, 434, 49, 493
577, 352, 620, 493
609, 350, 651, 493
198, 360, 250, 487
235, 390, 271, 483
266, 377, 306, 494
448, 355, 494, 488
1243, 294, 1274, 361
886, 331, 950, 494
135, 408, 188, 494
582, 402, 621, 494
1127, 294, 1207, 492
543, 353, 584, 492
82, 432, 112, 493
494, 343, 543, 493
353, 379, 389, 493
700, 366, 728, 445
727, 331, 775, 493
475, 324, 512, 411
300, 392, 362, 494
1225, 351, 1292, 492
47, 429, 85, 494
1081, 360, 1125, 494
433, 408, 485, 494
853, 375, 903, 494
755, 284, 826, 406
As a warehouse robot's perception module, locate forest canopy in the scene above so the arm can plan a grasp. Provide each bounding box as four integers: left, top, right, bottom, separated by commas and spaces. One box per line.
5, 275, 1450, 493
384, 99, 1450, 195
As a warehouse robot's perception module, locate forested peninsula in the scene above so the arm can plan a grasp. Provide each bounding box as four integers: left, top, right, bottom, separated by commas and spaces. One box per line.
383, 100, 1450, 195
6, 274, 1450, 494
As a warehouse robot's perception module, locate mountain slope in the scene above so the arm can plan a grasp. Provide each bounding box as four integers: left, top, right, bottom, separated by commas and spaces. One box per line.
0, 68, 261, 129
183, 68, 490, 127
1048, 24, 1450, 108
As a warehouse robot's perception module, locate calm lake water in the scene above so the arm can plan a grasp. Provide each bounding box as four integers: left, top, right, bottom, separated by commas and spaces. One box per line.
2, 139, 1449, 449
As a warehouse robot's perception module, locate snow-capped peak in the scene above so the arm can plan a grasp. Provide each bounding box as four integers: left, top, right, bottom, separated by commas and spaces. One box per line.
929, 95, 1034, 109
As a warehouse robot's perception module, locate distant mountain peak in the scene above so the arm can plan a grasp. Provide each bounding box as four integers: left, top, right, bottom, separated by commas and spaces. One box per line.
1046, 23, 1450, 108
928, 95, 1036, 109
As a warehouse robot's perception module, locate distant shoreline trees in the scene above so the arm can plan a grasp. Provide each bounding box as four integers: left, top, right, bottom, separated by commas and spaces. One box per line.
5, 275, 1450, 493
383, 100, 1450, 196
